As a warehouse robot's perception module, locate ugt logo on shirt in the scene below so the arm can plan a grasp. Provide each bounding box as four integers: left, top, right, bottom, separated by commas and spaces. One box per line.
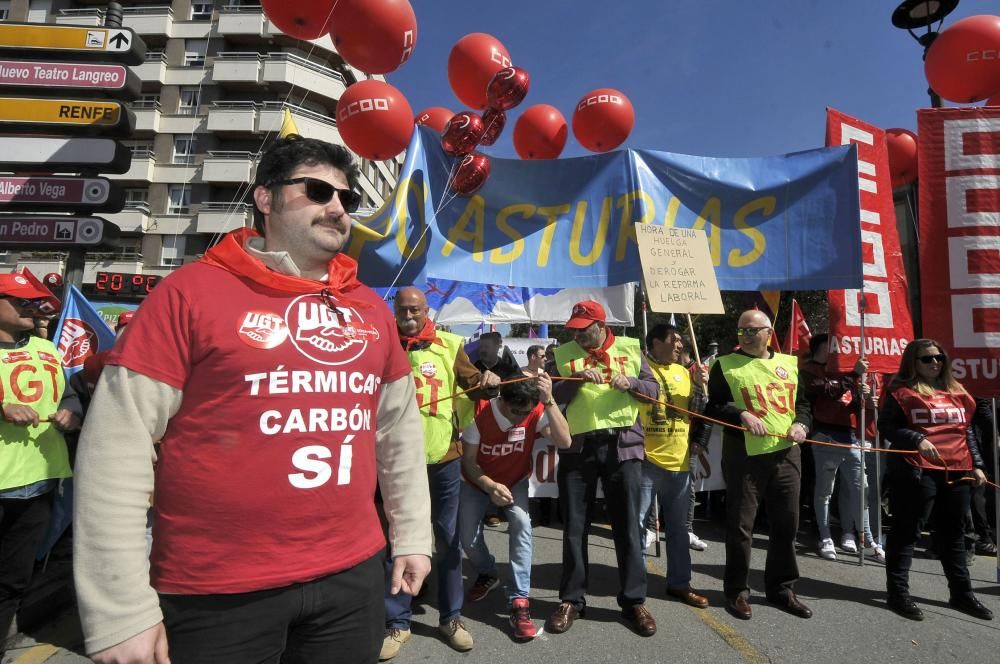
285, 295, 380, 366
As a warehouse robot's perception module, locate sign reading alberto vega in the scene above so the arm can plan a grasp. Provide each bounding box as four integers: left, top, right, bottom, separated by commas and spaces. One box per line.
348, 127, 863, 291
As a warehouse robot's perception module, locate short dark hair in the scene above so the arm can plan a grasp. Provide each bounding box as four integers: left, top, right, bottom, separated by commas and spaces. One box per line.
526, 344, 544, 359
251, 135, 360, 233
500, 378, 540, 407
809, 333, 829, 358
645, 323, 680, 350
479, 331, 502, 344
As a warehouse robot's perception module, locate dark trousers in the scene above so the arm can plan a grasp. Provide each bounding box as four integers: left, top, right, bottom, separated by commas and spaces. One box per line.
159, 553, 383, 664
557, 433, 646, 609
384, 459, 463, 627
885, 458, 973, 601
0, 493, 53, 643
722, 442, 801, 599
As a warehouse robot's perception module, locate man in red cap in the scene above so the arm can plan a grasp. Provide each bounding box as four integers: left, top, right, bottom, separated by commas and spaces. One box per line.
544, 300, 660, 637
0, 273, 81, 656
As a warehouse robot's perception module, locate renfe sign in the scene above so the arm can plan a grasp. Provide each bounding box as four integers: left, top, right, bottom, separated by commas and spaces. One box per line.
918, 108, 1000, 396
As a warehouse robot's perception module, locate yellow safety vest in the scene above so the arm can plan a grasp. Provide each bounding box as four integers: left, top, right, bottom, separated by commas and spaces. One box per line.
642, 360, 693, 471
0, 337, 71, 490
555, 336, 643, 436
408, 330, 462, 463
718, 351, 800, 456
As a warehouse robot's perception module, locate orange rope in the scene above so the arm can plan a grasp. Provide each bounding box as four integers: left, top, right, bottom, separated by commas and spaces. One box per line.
419, 374, 585, 410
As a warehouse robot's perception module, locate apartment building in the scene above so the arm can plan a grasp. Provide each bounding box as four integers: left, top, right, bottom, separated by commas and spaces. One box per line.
0, 0, 400, 287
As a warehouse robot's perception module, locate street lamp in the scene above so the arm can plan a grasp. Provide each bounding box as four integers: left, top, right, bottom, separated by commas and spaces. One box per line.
891, 0, 961, 107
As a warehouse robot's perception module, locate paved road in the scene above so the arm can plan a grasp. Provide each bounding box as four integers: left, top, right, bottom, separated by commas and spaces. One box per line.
4, 518, 999, 664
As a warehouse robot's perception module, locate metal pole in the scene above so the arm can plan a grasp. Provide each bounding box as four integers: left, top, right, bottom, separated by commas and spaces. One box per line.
857, 288, 867, 566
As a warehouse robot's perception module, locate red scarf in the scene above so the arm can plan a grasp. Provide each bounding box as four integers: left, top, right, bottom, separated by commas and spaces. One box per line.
199, 228, 368, 308
398, 318, 440, 351
586, 327, 616, 367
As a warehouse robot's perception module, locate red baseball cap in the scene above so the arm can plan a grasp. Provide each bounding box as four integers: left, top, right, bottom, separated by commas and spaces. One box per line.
0, 272, 51, 300
117, 311, 134, 328
565, 300, 606, 330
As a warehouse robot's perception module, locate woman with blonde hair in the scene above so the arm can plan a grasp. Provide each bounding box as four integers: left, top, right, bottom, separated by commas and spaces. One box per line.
878, 339, 991, 622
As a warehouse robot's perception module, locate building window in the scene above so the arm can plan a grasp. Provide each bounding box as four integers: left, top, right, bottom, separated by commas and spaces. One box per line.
27, 0, 51, 23
178, 88, 201, 115
124, 188, 149, 207
167, 186, 192, 214
134, 93, 160, 110
173, 137, 196, 165
190, 2, 213, 20
125, 141, 154, 157
0, 1, 10, 21
184, 39, 208, 67
161, 235, 187, 267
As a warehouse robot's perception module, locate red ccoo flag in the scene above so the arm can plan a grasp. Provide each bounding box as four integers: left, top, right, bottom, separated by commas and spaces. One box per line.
786, 298, 812, 355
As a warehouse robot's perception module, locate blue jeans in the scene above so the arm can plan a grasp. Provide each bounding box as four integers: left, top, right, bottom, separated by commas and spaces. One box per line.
458, 478, 532, 604
385, 459, 463, 628
812, 428, 871, 542
638, 461, 692, 588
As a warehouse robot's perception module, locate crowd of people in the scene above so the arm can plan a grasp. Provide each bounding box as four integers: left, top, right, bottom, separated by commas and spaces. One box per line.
0, 136, 995, 664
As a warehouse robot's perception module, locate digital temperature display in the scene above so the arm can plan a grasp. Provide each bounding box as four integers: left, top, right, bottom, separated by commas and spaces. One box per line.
93, 271, 160, 297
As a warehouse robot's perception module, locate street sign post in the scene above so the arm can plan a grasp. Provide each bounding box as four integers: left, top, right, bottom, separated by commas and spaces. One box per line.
0, 97, 133, 135
0, 215, 118, 246
0, 135, 132, 173
0, 60, 140, 99
0, 23, 145, 65
0, 175, 124, 212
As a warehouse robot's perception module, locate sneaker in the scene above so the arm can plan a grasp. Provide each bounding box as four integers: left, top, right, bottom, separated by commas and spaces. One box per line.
688, 531, 708, 551
872, 543, 886, 564
966, 548, 976, 566
644, 528, 658, 549
439, 619, 474, 652
840, 533, 859, 554
467, 574, 500, 602
975, 540, 997, 555
819, 538, 837, 560
509, 598, 538, 640
485, 514, 503, 527
379, 628, 411, 661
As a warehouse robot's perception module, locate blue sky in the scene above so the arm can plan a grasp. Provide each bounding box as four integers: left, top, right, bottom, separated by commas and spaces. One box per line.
389, 0, 993, 159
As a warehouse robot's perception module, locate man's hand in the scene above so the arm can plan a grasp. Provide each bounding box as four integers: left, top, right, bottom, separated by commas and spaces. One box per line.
609, 374, 631, 391
740, 411, 768, 436
489, 482, 514, 506
50, 409, 81, 432
535, 371, 553, 403
853, 356, 869, 376
917, 438, 942, 464
692, 365, 709, 387
787, 422, 808, 443
2, 403, 40, 427
91, 622, 170, 664
972, 468, 987, 487
390, 554, 432, 596
578, 368, 605, 384
480, 370, 501, 389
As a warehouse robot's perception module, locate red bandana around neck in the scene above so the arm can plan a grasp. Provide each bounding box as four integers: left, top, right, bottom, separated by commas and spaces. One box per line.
399, 318, 440, 351
585, 327, 616, 367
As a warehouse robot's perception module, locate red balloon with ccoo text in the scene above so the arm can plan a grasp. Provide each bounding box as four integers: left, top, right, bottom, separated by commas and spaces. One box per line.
336, 80, 414, 161
513, 104, 567, 160
262, 0, 336, 40
486, 66, 530, 111
414, 106, 454, 133
925, 15, 1000, 103
329, 0, 417, 75
885, 128, 918, 189
572, 88, 634, 152
452, 153, 491, 196
441, 111, 485, 156
448, 33, 511, 110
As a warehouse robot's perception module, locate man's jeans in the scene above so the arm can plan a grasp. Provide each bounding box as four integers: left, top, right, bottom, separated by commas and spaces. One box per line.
812, 428, 872, 542
459, 478, 532, 604
638, 462, 692, 588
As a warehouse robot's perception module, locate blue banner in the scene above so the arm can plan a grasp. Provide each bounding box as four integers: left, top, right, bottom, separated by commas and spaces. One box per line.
349, 127, 862, 291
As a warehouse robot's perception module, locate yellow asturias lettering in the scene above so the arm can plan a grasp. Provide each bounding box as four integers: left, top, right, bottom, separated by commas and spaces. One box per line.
691, 197, 722, 266
490, 203, 534, 263
395, 177, 430, 259
442, 195, 486, 261
728, 196, 773, 268
346, 176, 413, 259
569, 198, 611, 266
614, 190, 656, 261
662, 196, 681, 226
534, 204, 569, 267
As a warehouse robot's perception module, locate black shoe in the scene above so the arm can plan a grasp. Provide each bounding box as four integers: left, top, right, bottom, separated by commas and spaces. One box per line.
888, 596, 924, 621
949, 594, 994, 621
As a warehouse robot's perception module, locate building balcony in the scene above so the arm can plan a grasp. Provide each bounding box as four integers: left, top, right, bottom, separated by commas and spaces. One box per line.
54, 8, 105, 26
105, 204, 151, 233
164, 67, 210, 86
202, 151, 256, 183
129, 100, 160, 132
121, 5, 174, 36
132, 52, 167, 83
13, 258, 63, 277
152, 163, 199, 184
207, 102, 258, 133
108, 150, 153, 182
158, 114, 207, 134
212, 52, 346, 102
170, 21, 212, 39
196, 202, 252, 234
218, 4, 340, 56
146, 215, 196, 235
258, 102, 339, 143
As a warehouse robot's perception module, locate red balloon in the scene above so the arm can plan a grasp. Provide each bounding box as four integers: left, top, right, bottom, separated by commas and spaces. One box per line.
448, 33, 511, 110
486, 66, 530, 111
262, 0, 336, 40
452, 153, 490, 196
414, 106, 454, 133
479, 108, 506, 146
329, 0, 417, 75
925, 15, 1000, 103
43, 272, 63, 289
572, 88, 634, 153
441, 111, 485, 156
885, 128, 918, 189
513, 104, 567, 160
336, 80, 414, 161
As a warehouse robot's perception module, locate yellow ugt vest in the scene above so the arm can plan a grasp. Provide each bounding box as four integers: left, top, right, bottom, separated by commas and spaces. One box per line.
0, 336, 71, 491
718, 351, 799, 456
555, 336, 643, 436
408, 330, 462, 464
642, 360, 693, 472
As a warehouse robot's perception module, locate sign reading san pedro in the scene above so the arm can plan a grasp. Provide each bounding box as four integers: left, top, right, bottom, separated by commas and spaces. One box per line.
349, 127, 863, 291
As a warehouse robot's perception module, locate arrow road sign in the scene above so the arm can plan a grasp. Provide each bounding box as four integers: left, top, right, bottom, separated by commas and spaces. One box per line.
0, 215, 118, 246
0, 23, 146, 65
0, 136, 132, 173
0, 60, 140, 99
0, 97, 134, 135
0, 176, 124, 212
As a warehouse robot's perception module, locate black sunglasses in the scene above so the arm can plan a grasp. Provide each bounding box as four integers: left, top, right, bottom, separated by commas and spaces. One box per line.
917, 354, 946, 365
0, 295, 46, 312
272, 177, 361, 212
737, 326, 770, 336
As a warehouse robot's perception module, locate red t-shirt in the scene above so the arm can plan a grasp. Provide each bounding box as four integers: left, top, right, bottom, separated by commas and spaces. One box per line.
891, 386, 976, 471
108, 261, 410, 594
461, 399, 547, 489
